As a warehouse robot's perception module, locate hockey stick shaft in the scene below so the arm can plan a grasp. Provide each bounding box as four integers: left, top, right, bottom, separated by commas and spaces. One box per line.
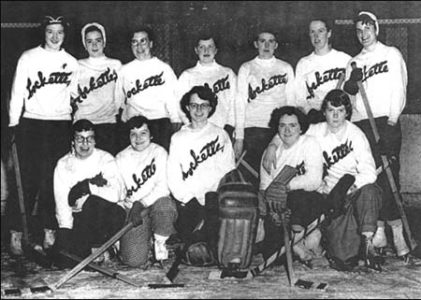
54, 222, 134, 289
10, 141, 30, 244
59, 250, 142, 287
352, 62, 417, 250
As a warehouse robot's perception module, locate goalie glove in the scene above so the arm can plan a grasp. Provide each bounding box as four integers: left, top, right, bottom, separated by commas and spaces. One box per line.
264, 165, 297, 215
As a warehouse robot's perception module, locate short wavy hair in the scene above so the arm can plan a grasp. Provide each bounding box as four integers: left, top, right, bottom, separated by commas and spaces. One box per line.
72, 119, 95, 135
126, 115, 151, 131
269, 106, 309, 134
321, 89, 353, 120
180, 85, 218, 121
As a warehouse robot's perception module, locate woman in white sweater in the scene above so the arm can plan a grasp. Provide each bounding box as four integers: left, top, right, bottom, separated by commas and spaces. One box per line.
8, 16, 79, 255
73, 23, 122, 155
116, 116, 177, 265
259, 106, 324, 265
167, 85, 235, 248
234, 30, 296, 187
295, 18, 351, 122
54, 120, 126, 266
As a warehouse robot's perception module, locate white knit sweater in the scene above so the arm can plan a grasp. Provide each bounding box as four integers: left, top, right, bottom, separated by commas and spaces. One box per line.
9, 45, 79, 126
236, 56, 296, 139
73, 56, 122, 124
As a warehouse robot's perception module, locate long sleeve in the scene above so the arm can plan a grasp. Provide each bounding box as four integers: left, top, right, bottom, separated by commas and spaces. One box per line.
176, 71, 193, 124
167, 123, 235, 205
294, 59, 310, 113
116, 144, 170, 209
235, 63, 249, 139
54, 149, 124, 229
285, 64, 296, 107
163, 65, 182, 123
54, 158, 74, 229
289, 137, 323, 191
260, 135, 322, 192
9, 53, 28, 126
352, 129, 377, 189
88, 155, 124, 203
167, 135, 195, 204
387, 47, 407, 124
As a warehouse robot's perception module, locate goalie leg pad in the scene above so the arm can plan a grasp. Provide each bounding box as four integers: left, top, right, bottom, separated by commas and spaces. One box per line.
217, 182, 258, 269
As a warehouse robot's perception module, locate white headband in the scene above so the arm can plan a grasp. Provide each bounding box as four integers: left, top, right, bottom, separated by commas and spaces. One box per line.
81, 22, 106, 48
358, 11, 379, 35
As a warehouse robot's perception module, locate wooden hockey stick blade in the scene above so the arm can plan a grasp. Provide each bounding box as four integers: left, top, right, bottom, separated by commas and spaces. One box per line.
53, 222, 134, 289
352, 62, 417, 251
148, 283, 185, 289
59, 250, 142, 288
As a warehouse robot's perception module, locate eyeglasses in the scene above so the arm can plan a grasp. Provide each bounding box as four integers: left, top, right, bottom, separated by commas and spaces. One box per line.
131, 37, 149, 46
74, 135, 95, 144
189, 103, 211, 110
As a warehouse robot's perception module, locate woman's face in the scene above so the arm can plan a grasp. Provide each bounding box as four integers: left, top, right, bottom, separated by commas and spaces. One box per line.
85, 30, 105, 57
44, 24, 65, 51
278, 114, 301, 148
309, 20, 331, 52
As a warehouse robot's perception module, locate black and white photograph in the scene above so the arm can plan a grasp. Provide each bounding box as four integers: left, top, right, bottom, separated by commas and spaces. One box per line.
1, 1, 421, 298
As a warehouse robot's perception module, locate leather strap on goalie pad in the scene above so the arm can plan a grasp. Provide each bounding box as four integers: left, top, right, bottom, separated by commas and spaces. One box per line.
217, 182, 258, 270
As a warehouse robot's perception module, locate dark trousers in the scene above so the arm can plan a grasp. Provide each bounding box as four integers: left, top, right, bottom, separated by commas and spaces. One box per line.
118, 118, 172, 152
56, 195, 126, 258
7, 118, 71, 232
240, 127, 275, 188
259, 190, 326, 259
94, 123, 118, 156
355, 117, 402, 221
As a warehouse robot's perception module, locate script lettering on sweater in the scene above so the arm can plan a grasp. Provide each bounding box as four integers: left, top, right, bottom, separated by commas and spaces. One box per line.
204, 75, 230, 95
306, 68, 345, 99
27, 71, 72, 100
126, 158, 156, 198
322, 139, 353, 177
362, 60, 388, 82
73, 68, 118, 104
248, 73, 288, 102
126, 72, 165, 98
182, 136, 224, 180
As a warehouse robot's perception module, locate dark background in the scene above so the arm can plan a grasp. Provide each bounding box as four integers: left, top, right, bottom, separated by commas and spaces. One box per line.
1, 1, 421, 153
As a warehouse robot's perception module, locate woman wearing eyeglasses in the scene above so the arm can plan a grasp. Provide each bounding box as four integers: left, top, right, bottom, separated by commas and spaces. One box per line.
72, 22, 122, 155
53, 119, 126, 267
167, 85, 235, 260
115, 27, 182, 151
7, 15, 79, 255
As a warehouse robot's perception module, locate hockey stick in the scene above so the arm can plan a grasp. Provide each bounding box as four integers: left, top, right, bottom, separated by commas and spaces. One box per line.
59, 250, 142, 288
352, 62, 417, 251
53, 222, 134, 289
264, 165, 297, 287
10, 141, 30, 245
336, 72, 346, 89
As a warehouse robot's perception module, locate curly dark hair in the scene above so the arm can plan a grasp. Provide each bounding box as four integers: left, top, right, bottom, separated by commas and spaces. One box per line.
180, 85, 218, 121
126, 115, 151, 131
269, 106, 309, 134
321, 89, 353, 120
72, 119, 95, 135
